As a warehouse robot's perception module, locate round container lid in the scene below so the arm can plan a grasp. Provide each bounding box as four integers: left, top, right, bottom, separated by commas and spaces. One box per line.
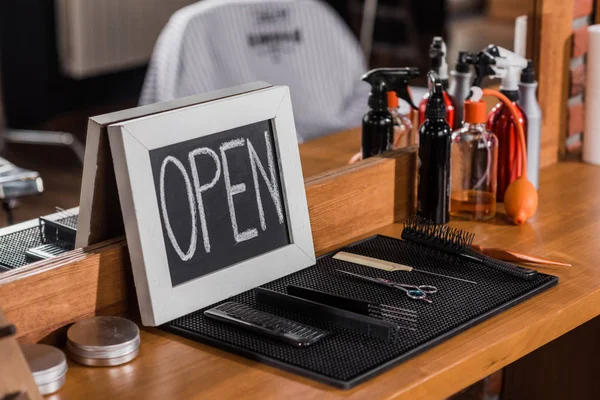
20, 344, 68, 386
67, 316, 140, 361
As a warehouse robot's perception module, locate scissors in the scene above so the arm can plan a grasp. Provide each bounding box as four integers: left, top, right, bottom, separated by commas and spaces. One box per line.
337, 270, 437, 304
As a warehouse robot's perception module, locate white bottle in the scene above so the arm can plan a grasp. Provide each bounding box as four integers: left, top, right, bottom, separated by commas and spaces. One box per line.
448, 51, 473, 129
517, 60, 541, 189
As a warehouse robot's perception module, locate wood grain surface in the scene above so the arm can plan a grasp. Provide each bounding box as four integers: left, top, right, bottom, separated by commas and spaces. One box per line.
306, 146, 416, 251
299, 127, 361, 178
0, 309, 41, 399
0, 238, 136, 343
35, 161, 600, 399
532, 0, 574, 163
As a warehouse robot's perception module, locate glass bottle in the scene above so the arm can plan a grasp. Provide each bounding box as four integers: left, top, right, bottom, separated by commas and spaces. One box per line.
451, 99, 499, 221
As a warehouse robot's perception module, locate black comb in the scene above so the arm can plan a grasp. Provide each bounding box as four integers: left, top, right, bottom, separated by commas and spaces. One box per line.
402, 216, 538, 280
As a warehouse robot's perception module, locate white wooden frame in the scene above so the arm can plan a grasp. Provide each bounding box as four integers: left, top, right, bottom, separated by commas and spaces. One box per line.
108, 85, 315, 326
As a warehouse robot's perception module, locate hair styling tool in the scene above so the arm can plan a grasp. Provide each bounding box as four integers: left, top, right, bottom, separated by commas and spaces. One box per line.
255, 288, 403, 341
336, 270, 436, 304
286, 285, 417, 326
402, 216, 538, 280
333, 251, 477, 284
204, 302, 329, 347
471, 244, 571, 267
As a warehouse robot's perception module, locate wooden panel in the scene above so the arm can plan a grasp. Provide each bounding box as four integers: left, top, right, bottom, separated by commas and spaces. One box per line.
0, 149, 417, 342
504, 316, 600, 399
0, 239, 136, 343
306, 147, 416, 252
532, 0, 574, 163
0, 309, 41, 399
390, 147, 418, 220
87, 132, 125, 245
299, 127, 361, 178
488, 0, 535, 20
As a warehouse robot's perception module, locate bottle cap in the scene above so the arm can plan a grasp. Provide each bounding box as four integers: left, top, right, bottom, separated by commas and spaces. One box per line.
21, 344, 68, 395
387, 92, 399, 108
67, 316, 140, 367
425, 71, 447, 119
520, 60, 535, 83
455, 51, 471, 73
464, 100, 487, 123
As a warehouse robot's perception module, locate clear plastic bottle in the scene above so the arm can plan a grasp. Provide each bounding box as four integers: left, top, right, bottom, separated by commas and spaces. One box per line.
387, 92, 412, 149
451, 97, 499, 221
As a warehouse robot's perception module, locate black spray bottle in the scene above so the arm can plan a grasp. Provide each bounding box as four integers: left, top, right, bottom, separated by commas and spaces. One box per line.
361, 68, 419, 159
417, 72, 452, 224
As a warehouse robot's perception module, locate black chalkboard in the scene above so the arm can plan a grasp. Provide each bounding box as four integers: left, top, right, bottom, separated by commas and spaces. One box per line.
150, 120, 290, 287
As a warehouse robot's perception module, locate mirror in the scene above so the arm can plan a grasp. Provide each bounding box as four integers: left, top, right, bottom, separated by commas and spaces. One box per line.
0, 0, 553, 274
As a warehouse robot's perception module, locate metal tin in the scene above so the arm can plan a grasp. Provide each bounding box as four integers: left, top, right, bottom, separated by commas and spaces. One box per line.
66, 316, 140, 366
20, 343, 68, 395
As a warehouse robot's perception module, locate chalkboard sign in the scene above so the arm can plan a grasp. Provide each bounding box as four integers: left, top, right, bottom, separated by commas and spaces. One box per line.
150, 120, 290, 286
108, 85, 315, 326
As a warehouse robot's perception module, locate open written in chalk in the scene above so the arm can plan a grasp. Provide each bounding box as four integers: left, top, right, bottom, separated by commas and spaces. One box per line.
108, 84, 315, 326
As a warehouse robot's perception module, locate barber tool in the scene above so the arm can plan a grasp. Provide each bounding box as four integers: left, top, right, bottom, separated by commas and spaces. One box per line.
336, 270, 436, 304
255, 288, 402, 341
417, 71, 452, 224
204, 302, 329, 347
471, 244, 571, 267
450, 87, 498, 221
402, 216, 538, 280
361, 67, 419, 159
418, 37, 455, 127
333, 251, 477, 284
66, 316, 140, 366
286, 285, 417, 326
448, 51, 473, 128
20, 344, 68, 395
475, 45, 528, 202
517, 61, 541, 189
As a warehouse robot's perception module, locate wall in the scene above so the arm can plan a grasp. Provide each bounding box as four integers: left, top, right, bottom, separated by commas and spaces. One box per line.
566, 0, 598, 156
488, 0, 535, 20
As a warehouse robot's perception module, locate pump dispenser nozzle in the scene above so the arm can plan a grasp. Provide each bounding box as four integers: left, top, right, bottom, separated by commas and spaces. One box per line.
429, 37, 449, 86
361, 67, 420, 110
425, 72, 447, 119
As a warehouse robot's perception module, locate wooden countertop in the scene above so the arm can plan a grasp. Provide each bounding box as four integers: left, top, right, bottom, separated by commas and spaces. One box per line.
299, 128, 360, 178
50, 161, 600, 400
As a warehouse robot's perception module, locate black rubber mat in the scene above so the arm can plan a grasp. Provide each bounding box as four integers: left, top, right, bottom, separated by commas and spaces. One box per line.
164, 235, 558, 389
0, 216, 77, 270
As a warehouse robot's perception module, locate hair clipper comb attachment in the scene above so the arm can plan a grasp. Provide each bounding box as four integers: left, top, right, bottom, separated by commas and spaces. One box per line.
402, 216, 538, 280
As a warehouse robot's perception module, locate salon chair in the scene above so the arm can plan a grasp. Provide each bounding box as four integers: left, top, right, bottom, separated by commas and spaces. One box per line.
140, 0, 369, 143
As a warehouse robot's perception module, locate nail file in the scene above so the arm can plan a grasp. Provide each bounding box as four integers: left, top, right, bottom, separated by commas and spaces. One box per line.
333, 252, 411, 272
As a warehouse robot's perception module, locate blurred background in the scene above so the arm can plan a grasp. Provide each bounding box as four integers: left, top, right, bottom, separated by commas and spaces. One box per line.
0, 0, 524, 226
